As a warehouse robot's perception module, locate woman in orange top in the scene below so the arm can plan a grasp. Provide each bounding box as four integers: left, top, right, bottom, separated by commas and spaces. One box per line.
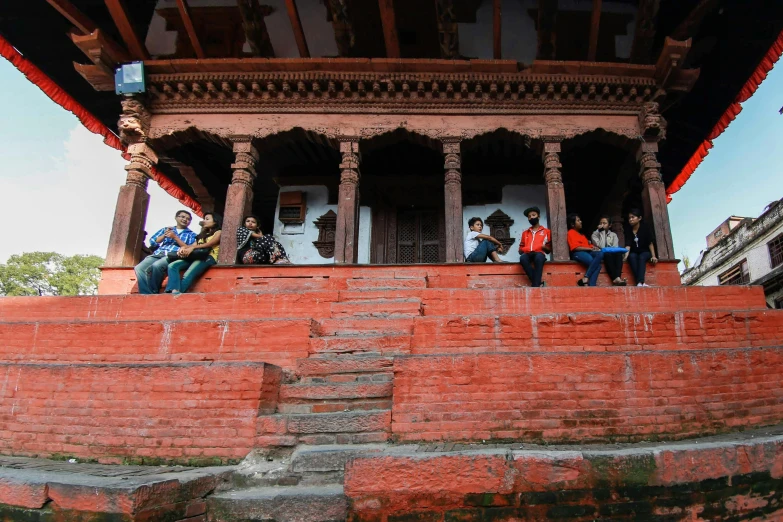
567, 213, 604, 286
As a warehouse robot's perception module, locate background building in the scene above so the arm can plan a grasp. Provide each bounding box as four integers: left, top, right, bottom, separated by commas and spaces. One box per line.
682, 197, 783, 308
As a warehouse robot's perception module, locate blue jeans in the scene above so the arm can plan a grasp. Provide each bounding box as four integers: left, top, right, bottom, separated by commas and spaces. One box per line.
466, 240, 498, 263
628, 251, 652, 285
134, 254, 170, 294
519, 252, 546, 287
165, 257, 217, 293
572, 250, 604, 287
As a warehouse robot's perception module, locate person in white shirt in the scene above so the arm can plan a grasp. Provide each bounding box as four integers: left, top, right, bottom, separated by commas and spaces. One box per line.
464, 217, 505, 262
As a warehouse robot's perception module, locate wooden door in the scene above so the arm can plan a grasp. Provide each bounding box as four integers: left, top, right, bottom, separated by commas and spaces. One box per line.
396, 209, 443, 264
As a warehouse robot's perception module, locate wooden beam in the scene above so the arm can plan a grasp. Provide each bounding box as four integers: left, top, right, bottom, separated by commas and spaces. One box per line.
175, 0, 205, 59
46, 0, 97, 34
285, 0, 310, 58
378, 0, 400, 58
104, 0, 149, 60
587, 0, 601, 61
536, 0, 557, 60
671, 0, 720, 40
629, 0, 659, 64
493, 0, 501, 59
237, 0, 276, 57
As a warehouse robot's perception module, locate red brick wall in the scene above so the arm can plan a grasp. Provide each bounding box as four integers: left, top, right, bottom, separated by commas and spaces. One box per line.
0, 362, 280, 464
392, 348, 783, 443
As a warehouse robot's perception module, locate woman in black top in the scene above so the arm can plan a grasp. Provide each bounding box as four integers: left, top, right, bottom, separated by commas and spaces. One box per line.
624, 209, 658, 286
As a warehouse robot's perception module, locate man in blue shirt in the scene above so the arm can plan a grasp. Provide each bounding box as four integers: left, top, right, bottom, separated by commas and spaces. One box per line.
134, 210, 197, 294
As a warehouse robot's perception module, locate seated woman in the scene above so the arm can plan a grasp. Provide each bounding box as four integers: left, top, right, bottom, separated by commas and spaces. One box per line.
592, 215, 627, 286
624, 209, 658, 286
567, 213, 604, 287
165, 212, 222, 294
236, 215, 291, 264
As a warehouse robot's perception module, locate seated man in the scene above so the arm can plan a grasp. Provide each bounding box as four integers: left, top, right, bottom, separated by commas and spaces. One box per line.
518, 207, 551, 287
464, 217, 505, 263
134, 210, 196, 295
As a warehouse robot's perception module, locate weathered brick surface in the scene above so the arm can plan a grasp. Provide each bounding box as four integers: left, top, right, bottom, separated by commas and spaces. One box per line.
0, 362, 279, 463
297, 356, 394, 376
411, 310, 783, 353
345, 436, 783, 521
392, 349, 783, 443
280, 382, 393, 401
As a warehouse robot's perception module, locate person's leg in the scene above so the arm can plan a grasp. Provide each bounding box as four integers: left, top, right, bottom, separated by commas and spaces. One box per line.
147, 256, 171, 294
636, 251, 652, 285
628, 252, 641, 284
467, 240, 493, 262
134, 255, 159, 295
532, 252, 546, 287
519, 253, 535, 285
585, 251, 605, 286
571, 251, 592, 285
604, 252, 622, 280
180, 258, 216, 293
165, 259, 190, 293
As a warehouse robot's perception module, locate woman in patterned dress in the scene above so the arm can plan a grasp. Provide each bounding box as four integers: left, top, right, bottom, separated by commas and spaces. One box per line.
236, 215, 291, 264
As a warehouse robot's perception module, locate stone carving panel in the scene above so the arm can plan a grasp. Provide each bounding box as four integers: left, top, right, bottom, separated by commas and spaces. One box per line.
485, 209, 516, 251
313, 210, 337, 258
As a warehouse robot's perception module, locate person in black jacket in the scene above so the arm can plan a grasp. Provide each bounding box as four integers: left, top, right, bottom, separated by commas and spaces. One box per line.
624, 209, 658, 286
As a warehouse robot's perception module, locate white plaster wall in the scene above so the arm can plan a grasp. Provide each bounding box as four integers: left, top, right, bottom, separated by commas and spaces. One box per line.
462, 185, 547, 262
691, 221, 783, 287
273, 186, 371, 265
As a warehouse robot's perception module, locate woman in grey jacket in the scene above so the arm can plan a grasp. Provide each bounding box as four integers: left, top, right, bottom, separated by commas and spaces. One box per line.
591, 216, 627, 286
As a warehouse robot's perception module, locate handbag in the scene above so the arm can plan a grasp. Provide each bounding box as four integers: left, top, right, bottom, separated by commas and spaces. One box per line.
167, 248, 211, 262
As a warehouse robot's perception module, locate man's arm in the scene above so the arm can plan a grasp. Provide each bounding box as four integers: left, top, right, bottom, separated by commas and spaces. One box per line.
476, 233, 504, 252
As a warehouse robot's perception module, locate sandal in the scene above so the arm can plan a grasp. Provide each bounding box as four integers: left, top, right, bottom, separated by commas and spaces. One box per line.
577, 278, 587, 286
612, 280, 627, 287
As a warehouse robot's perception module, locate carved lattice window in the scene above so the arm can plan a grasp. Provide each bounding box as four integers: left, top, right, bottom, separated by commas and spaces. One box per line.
312, 210, 337, 258
484, 209, 516, 252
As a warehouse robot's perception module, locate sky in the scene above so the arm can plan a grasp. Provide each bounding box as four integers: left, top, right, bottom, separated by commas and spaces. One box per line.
0, 54, 781, 266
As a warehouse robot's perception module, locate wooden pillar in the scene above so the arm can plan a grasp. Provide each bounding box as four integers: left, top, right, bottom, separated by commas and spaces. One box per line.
638, 139, 675, 259
334, 138, 361, 264
218, 137, 259, 264
542, 140, 569, 261
443, 138, 463, 263
105, 142, 156, 266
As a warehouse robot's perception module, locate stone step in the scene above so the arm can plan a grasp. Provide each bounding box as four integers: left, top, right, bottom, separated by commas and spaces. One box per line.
300, 371, 393, 384
290, 444, 387, 473
257, 411, 391, 439
277, 398, 393, 414
346, 278, 427, 290
297, 355, 394, 377
279, 381, 393, 401
208, 485, 347, 522
312, 317, 414, 336
309, 334, 410, 355
330, 299, 423, 318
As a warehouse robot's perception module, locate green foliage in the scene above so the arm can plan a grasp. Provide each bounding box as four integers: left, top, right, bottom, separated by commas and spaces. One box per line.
0, 252, 104, 296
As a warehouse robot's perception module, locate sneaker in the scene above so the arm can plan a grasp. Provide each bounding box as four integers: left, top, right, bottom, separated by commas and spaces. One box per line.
641, 283, 651, 287
539, 281, 546, 288
637, 283, 643, 287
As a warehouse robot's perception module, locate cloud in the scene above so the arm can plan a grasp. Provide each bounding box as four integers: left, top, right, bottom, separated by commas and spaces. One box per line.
0, 125, 188, 263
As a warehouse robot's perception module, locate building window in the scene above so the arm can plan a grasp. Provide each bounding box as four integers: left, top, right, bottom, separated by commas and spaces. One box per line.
775, 297, 783, 310
718, 259, 750, 286
769, 234, 783, 269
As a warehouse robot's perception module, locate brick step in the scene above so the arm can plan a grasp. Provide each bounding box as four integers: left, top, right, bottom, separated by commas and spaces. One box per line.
346, 277, 427, 290
278, 398, 393, 414
311, 317, 414, 336
329, 299, 423, 318
309, 334, 411, 355
279, 380, 393, 401
297, 355, 394, 377
207, 485, 347, 522
337, 289, 423, 301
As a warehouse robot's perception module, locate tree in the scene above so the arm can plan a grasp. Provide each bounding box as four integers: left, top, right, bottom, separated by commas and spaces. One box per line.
0, 252, 104, 296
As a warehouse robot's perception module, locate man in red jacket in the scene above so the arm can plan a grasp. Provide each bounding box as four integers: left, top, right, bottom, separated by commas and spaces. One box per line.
518, 207, 551, 287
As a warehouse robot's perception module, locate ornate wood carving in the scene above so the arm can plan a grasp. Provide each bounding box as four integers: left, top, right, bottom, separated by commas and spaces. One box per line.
542, 139, 569, 261
313, 210, 337, 258
237, 0, 276, 57
435, 0, 459, 59
146, 71, 661, 115
218, 138, 259, 264
118, 98, 151, 145
655, 38, 700, 94
443, 138, 463, 263
484, 209, 515, 251
335, 139, 361, 263
326, 0, 355, 56
536, 0, 558, 60
639, 102, 666, 139
637, 139, 674, 259
629, 0, 659, 64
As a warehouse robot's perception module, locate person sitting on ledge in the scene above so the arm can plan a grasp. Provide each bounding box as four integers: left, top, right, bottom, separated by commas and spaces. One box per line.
518, 206, 551, 287
165, 212, 222, 294
134, 210, 197, 294
567, 213, 604, 287
592, 215, 627, 286
236, 215, 291, 264
624, 209, 658, 287
464, 217, 505, 263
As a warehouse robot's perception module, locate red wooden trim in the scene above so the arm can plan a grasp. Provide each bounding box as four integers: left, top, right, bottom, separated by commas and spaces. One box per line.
0, 34, 202, 215
666, 29, 783, 203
